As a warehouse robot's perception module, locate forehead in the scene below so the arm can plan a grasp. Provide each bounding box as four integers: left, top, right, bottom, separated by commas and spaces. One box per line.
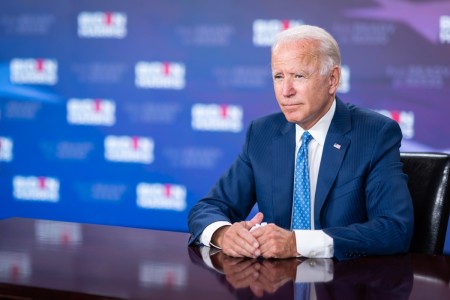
271, 40, 320, 70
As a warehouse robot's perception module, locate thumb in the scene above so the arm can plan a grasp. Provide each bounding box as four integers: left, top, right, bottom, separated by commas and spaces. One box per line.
245, 212, 264, 229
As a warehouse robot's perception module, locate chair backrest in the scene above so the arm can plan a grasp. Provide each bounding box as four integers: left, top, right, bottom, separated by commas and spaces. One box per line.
400, 152, 450, 255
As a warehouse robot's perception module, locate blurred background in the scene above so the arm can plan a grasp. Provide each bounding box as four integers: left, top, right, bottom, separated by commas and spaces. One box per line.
1, 0, 449, 251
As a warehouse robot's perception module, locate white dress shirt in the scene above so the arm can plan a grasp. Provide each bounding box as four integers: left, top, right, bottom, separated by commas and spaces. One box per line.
200, 100, 337, 258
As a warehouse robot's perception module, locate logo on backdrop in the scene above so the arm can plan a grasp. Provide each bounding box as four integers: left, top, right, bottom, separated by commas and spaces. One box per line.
375, 110, 415, 139
135, 61, 186, 90
176, 24, 234, 46
10, 58, 58, 85
1, 13, 55, 36
191, 103, 243, 132
440, 16, 450, 44
13, 176, 60, 202
136, 183, 186, 211
0, 137, 13, 162
67, 98, 116, 126
78, 12, 127, 38
253, 19, 304, 46
104, 135, 154, 164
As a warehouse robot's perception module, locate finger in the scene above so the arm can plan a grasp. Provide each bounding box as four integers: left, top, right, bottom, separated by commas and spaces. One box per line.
223, 247, 245, 258
227, 268, 259, 289
257, 239, 273, 258
225, 258, 256, 273
259, 239, 281, 259
227, 262, 260, 283
245, 212, 264, 230
227, 238, 256, 257
236, 228, 261, 257
249, 283, 265, 298
224, 233, 258, 258
254, 275, 280, 294
251, 225, 272, 252
227, 272, 258, 289
252, 273, 273, 291
254, 265, 277, 285
253, 226, 281, 258
250, 224, 267, 239
223, 222, 261, 257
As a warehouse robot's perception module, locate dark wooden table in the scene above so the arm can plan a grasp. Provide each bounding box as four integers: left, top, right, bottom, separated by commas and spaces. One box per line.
0, 218, 449, 299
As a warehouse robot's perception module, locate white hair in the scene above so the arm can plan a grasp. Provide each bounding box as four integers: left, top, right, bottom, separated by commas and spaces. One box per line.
272, 25, 341, 75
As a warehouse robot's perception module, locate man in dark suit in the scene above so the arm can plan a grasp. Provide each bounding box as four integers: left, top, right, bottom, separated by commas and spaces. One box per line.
188, 25, 414, 260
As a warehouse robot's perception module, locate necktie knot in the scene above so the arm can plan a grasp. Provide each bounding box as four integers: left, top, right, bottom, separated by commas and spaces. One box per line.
301, 131, 312, 147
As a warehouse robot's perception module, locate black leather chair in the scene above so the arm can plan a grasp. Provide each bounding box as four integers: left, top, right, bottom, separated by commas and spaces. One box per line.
400, 152, 450, 255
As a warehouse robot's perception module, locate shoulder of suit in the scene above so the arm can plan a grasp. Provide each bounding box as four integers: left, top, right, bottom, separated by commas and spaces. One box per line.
247, 112, 291, 137
344, 102, 396, 126
252, 111, 286, 126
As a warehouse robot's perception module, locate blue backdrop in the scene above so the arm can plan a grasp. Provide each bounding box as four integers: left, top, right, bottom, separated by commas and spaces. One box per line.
1, 0, 450, 252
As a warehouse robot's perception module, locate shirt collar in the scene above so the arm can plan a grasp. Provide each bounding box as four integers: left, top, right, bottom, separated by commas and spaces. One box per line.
295, 99, 336, 146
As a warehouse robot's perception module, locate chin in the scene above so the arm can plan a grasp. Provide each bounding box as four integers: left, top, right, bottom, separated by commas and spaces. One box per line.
283, 112, 303, 124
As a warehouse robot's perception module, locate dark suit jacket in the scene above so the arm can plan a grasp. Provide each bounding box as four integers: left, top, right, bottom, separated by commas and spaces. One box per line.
188, 98, 414, 260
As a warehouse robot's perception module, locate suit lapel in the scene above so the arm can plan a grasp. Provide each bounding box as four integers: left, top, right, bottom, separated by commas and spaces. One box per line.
314, 99, 351, 229
272, 120, 296, 229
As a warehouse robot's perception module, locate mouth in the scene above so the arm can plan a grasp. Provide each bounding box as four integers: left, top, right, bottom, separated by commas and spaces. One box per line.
282, 103, 303, 107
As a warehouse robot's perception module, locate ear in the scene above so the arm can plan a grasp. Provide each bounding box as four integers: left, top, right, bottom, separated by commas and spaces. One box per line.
328, 66, 341, 94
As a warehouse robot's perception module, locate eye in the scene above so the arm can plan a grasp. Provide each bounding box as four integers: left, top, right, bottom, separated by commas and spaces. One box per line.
273, 74, 283, 82
294, 74, 304, 79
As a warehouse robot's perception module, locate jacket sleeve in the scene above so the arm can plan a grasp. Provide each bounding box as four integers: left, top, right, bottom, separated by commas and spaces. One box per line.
323, 120, 414, 260
187, 122, 257, 245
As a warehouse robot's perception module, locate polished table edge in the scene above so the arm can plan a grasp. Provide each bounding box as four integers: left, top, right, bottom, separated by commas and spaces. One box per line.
0, 282, 123, 300
1, 217, 450, 300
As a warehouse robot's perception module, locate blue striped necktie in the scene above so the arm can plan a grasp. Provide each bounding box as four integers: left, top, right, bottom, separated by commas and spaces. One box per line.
292, 131, 313, 230
295, 282, 310, 300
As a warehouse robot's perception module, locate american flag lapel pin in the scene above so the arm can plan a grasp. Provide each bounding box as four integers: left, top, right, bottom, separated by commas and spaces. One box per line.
333, 143, 341, 150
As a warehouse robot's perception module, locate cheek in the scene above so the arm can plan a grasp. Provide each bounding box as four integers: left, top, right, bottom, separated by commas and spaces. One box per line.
294, 81, 314, 94
302, 84, 325, 103
273, 83, 282, 94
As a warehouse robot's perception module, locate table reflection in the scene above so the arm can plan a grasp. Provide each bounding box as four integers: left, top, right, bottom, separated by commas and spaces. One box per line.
220, 255, 298, 297
317, 254, 413, 300
0, 252, 31, 283
35, 220, 82, 247
138, 261, 187, 289
189, 246, 415, 300
0, 218, 448, 299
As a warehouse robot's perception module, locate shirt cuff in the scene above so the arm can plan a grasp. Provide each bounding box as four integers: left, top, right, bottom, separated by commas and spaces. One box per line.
295, 258, 334, 282
294, 230, 334, 258
200, 246, 224, 274
199, 221, 232, 247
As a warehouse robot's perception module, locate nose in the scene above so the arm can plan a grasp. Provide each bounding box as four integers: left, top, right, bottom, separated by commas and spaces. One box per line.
282, 77, 295, 97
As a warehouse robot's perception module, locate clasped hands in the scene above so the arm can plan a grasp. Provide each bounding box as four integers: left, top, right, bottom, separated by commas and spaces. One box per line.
212, 252, 299, 298
212, 212, 298, 259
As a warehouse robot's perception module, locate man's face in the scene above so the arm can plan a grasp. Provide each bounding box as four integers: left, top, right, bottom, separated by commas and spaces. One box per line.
271, 40, 339, 130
